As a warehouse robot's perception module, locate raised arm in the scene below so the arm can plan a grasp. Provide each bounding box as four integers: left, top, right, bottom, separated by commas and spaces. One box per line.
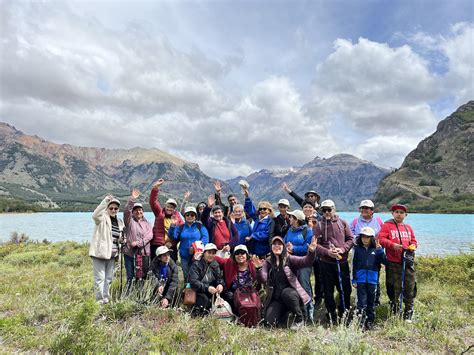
92, 195, 112, 225
149, 179, 164, 215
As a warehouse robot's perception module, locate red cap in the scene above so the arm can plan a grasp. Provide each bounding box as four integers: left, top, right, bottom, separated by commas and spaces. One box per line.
390, 204, 407, 212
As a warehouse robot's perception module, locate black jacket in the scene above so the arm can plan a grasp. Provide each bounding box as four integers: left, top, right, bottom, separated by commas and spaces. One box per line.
151, 258, 179, 301
189, 258, 224, 293
273, 214, 290, 238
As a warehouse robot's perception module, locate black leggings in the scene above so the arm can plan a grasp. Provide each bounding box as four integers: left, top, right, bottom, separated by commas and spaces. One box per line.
265, 287, 303, 327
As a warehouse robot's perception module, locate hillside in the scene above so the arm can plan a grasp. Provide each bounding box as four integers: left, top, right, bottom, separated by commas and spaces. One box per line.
0, 123, 216, 210
227, 154, 389, 210
374, 101, 474, 213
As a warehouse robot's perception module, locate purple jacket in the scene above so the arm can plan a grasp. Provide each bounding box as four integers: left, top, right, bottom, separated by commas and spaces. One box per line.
123, 198, 153, 257
313, 215, 354, 264
257, 250, 316, 306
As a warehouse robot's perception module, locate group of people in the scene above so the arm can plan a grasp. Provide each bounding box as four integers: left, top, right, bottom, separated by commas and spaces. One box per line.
89, 178, 418, 330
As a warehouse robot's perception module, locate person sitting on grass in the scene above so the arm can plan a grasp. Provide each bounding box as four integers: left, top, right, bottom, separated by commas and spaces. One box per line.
253, 235, 317, 330
378, 204, 417, 321
352, 226, 386, 330
151, 246, 179, 308
188, 243, 225, 316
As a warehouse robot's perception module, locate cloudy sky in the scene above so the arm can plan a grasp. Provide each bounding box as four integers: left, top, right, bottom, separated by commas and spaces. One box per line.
0, 1, 473, 179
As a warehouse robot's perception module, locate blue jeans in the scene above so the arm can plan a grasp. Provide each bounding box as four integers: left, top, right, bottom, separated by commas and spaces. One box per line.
124, 254, 135, 283
181, 258, 192, 282
356, 283, 376, 323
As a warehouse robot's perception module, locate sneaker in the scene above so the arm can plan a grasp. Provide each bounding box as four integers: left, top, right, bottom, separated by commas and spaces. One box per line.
364, 321, 374, 331
403, 310, 414, 323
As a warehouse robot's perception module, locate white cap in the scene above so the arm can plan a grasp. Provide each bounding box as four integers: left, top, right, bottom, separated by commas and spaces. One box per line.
165, 198, 178, 207
156, 246, 171, 256
287, 209, 306, 222
238, 180, 249, 189
359, 200, 375, 208
132, 203, 143, 210
359, 226, 375, 237
107, 198, 121, 207
233, 245, 249, 254
203, 243, 218, 252
184, 206, 197, 215
320, 199, 336, 209
278, 199, 290, 207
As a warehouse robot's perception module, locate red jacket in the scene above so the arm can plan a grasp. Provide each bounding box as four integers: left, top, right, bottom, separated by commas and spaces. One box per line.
214, 256, 257, 291
378, 219, 417, 264
149, 188, 183, 247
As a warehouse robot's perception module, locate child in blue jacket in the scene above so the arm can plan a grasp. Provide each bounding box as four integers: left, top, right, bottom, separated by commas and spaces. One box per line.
352, 226, 386, 330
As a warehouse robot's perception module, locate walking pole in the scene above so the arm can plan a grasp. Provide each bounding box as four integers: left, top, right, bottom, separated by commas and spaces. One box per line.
399, 249, 406, 317
119, 243, 123, 297
336, 258, 346, 314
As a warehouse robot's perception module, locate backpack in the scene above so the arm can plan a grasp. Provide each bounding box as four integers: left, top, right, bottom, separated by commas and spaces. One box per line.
234, 286, 261, 327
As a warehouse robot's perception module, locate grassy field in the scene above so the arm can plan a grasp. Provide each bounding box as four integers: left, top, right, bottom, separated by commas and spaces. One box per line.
0, 239, 472, 353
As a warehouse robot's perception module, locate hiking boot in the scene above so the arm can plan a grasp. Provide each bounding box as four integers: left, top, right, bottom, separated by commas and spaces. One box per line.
403, 310, 413, 323
364, 321, 374, 331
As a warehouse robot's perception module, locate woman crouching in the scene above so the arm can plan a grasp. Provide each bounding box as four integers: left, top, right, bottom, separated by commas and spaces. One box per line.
253, 235, 317, 329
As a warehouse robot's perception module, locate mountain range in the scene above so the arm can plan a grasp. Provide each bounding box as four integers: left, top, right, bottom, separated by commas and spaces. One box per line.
0, 122, 389, 211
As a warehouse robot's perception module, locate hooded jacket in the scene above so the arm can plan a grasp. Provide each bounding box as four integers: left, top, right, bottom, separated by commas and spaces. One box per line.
189, 258, 224, 293
149, 187, 184, 247
378, 219, 417, 264
151, 258, 179, 301
284, 225, 313, 256
123, 198, 153, 257
313, 215, 354, 264
244, 197, 275, 257
257, 249, 316, 307
89, 197, 125, 259
352, 245, 386, 284
169, 221, 209, 261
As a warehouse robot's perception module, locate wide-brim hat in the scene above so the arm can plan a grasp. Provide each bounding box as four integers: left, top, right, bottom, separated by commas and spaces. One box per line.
287, 209, 306, 222
107, 198, 121, 207
203, 243, 218, 252
156, 246, 171, 256
165, 198, 178, 207
359, 226, 376, 237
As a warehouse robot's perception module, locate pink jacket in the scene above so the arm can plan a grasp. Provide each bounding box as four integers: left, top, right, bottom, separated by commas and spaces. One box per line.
123, 198, 153, 256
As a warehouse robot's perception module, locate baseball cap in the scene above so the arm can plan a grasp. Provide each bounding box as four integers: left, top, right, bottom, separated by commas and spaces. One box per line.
390, 204, 407, 212
165, 198, 178, 207
287, 209, 306, 222
203, 243, 218, 252
320, 199, 336, 209
278, 199, 290, 207
359, 226, 375, 237
359, 200, 375, 208
156, 246, 171, 256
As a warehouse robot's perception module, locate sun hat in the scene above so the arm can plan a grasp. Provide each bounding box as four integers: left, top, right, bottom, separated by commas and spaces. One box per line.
156, 246, 171, 256
320, 199, 336, 209
359, 226, 376, 237
107, 198, 121, 207
132, 203, 143, 210
359, 200, 375, 208
203, 243, 218, 252
287, 209, 306, 222
184, 206, 197, 215
165, 198, 178, 207
233, 245, 249, 254
278, 199, 290, 207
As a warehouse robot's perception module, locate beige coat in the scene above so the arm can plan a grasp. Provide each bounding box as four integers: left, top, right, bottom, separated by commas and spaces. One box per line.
89, 197, 125, 259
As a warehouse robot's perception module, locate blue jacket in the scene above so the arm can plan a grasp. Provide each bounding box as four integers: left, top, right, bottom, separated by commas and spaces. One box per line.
169, 222, 209, 261
234, 218, 252, 245
352, 245, 386, 285
284, 225, 313, 256
244, 197, 275, 256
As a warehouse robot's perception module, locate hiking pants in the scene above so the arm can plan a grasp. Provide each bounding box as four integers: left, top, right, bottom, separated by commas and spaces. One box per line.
265, 287, 303, 326
297, 266, 313, 298
180, 257, 192, 282
356, 283, 376, 323
320, 260, 351, 318
313, 258, 324, 301
193, 292, 213, 316
386, 261, 416, 312
92, 256, 115, 302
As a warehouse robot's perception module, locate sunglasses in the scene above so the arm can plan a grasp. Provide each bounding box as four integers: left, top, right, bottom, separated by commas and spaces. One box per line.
321, 208, 332, 213
258, 207, 270, 212
234, 250, 247, 256
108, 207, 119, 211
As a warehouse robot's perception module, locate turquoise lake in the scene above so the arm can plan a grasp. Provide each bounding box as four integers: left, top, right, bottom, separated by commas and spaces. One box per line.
0, 212, 472, 256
